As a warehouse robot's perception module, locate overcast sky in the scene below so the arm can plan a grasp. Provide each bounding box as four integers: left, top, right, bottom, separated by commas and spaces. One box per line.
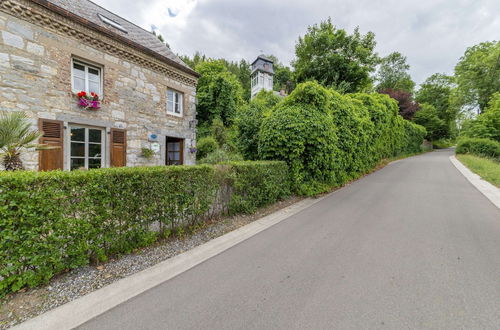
94, 0, 499, 85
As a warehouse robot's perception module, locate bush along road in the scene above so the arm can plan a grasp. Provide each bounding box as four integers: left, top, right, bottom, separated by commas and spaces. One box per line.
78, 149, 500, 330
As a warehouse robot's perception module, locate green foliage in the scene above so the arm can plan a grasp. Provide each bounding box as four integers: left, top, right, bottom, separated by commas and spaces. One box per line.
181, 52, 252, 101
416, 73, 457, 136
235, 91, 282, 160
454, 40, 500, 113
0, 112, 50, 171
198, 148, 243, 164
195, 60, 244, 126
259, 82, 426, 195
292, 18, 378, 93
412, 103, 448, 141
376, 52, 415, 93
460, 93, 500, 142
266, 55, 295, 94
432, 139, 455, 149
456, 154, 500, 186
0, 161, 289, 295
196, 136, 218, 160
141, 148, 154, 160
456, 137, 500, 161
259, 83, 339, 195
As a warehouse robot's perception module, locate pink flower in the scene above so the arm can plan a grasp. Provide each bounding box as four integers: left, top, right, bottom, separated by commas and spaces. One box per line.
90, 100, 100, 109
78, 98, 89, 107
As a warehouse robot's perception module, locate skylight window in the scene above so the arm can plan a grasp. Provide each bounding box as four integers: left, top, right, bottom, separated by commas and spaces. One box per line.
98, 14, 127, 33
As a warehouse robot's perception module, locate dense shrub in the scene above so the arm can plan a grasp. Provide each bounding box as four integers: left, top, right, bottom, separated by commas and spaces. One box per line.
460, 93, 500, 142
412, 103, 448, 141
196, 136, 218, 160
259, 82, 426, 194
236, 91, 281, 160
0, 161, 289, 296
198, 147, 243, 164
259, 83, 339, 195
456, 137, 500, 161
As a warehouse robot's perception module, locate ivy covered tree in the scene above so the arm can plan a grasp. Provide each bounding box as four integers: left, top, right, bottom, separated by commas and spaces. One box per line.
259, 82, 339, 195
236, 90, 282, 160
195, 60, 244, 127
454, 41, 500, 114
292, 18, 378, 93
379, 88, 420, 120
375, 52, 415, 93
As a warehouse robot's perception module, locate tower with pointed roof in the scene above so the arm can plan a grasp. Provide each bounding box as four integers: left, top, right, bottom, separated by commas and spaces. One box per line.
250, 55, 274, 99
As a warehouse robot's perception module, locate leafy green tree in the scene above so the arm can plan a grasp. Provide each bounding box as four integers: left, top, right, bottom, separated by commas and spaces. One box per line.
416, 73, 457, 137
236, 90, 282, 160
454, 41, 500, 113
412, 104, 448, 141
0, 112, 51, 171
460, 93, 500, 142
266, 55, 295, 94
292, 18, 378, 93
195, 60, 244, 126
375, 52, 415, 93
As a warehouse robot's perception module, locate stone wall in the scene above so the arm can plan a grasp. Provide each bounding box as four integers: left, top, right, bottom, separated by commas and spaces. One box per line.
0, 10, 197, 170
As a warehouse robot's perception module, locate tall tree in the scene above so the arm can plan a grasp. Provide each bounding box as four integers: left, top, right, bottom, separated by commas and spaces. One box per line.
266, 55, 295, 94
379, 88, 420, 120
416, 73, 456, 136
292, 18, 378, 93
454, 41, 500, 114
375, 52, 415, 93
412, 104, 447, 141
195, 60, 244, 127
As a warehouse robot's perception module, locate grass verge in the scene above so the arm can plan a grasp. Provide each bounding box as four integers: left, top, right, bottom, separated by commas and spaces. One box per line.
456, 154, 500, 187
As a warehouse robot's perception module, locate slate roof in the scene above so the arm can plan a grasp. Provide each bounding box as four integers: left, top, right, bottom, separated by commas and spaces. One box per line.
251, 55, 274, 75
31, 0, 198, 77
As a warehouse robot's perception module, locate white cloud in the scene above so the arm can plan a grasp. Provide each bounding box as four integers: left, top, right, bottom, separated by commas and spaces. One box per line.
93, 0, 500, 84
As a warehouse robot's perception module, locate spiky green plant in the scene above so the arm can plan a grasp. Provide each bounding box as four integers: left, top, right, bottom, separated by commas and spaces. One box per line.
0, 112, 49, 171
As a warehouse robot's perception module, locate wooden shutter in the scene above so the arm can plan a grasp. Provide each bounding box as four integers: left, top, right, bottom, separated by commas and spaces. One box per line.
110, 128, 126, 167
39, 119, 64, 171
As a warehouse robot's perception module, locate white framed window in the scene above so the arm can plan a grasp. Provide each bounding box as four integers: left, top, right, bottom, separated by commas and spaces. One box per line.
167, 89, 183, 116
72, 59, 103, 96
69, 125, 105, 170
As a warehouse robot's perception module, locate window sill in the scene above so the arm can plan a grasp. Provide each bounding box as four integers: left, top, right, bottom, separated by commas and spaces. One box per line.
167, 112, 183, 118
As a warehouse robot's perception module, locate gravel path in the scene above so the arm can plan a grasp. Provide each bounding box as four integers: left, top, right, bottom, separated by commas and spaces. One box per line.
0, 197, 302, 329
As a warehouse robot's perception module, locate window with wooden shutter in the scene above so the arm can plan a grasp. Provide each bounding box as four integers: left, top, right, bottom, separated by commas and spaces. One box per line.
110, 128, 126, 167
39, 119, 64, 171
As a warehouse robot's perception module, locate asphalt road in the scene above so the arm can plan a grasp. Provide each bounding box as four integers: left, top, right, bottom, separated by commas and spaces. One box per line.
79, 150, 500, 329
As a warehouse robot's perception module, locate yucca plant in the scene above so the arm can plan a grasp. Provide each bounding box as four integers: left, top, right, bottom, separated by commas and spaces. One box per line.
0, 112, 50, 171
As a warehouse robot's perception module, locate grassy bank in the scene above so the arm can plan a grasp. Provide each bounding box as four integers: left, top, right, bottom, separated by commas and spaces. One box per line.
456, 154, 500, 187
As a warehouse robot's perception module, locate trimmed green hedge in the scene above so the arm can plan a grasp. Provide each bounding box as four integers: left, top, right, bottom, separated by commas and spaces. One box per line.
259, 82, 427, 194
456, 137, 500, 161
0, 161, 289, 295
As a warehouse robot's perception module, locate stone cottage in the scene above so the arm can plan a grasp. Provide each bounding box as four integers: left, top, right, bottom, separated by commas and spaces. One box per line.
0, 0, 199, 170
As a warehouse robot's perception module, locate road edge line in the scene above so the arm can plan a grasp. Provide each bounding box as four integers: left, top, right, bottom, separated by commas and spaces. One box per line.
449, 155, 500, 209
12, 196, 327, 330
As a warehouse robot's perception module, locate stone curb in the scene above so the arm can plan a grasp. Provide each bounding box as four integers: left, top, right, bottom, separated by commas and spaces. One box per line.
449, 155, 500, 209
12, 196, 327, 330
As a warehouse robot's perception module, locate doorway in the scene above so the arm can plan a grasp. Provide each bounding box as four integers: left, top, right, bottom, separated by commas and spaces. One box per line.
166, 137, 184, 165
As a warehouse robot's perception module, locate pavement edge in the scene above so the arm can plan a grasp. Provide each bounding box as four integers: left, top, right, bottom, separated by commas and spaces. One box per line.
449, 155, 500, 209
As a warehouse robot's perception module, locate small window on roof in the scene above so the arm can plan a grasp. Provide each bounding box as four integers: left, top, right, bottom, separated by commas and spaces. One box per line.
98, 14, 127, 33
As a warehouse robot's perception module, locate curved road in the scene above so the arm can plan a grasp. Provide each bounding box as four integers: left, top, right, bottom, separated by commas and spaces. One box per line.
79, 150, 500, 329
